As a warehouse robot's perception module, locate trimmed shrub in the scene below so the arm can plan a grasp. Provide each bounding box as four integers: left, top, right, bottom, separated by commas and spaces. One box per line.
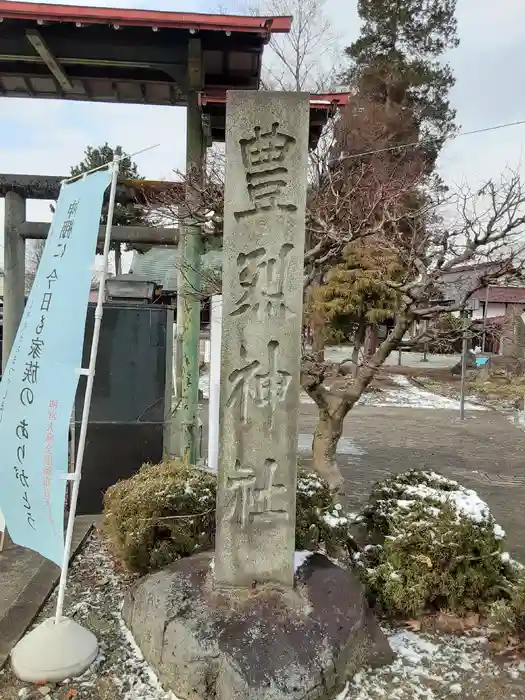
354, 469, 514, 618
103, 461, 355, 574
295, 469, 357, 558
103, 461, 217, 573
489, 561, 525, 640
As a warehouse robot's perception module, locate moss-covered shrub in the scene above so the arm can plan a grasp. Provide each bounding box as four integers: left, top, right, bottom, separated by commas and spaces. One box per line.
295, 470, 357, 558
103, 460, 217, 573
103, 461, 355, 574
354, 469, 514, 618
489, 562, 525, 640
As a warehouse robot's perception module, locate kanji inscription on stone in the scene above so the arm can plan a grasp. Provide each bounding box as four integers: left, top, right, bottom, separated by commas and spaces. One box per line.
231, 243, 295, 320
226, 341, 292, 427
225, 459, 288, 530
235, 122, 297, 220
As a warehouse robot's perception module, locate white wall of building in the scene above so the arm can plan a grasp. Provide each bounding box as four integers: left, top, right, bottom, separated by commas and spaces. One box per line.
472, 302, 507, 320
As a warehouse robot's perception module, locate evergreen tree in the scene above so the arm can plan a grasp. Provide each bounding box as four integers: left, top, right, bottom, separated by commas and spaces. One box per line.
308, 238, 403, 363
342, 0, 459, 165
70, 143, 147, 272
308, 91, 429, 357
312, 1, 459, 356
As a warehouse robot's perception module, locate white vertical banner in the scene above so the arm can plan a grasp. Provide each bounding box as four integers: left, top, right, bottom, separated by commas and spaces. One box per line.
207, 295, 222, 473
54, 156, 120, 623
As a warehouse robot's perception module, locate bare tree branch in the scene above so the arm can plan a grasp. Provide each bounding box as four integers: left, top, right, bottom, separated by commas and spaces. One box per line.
140, 93, 525, 489
25, 239, 46, 293
245, 0, 341, 92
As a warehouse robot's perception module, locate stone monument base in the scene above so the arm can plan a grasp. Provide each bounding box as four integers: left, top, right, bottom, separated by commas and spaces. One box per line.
122, 552, 393, 700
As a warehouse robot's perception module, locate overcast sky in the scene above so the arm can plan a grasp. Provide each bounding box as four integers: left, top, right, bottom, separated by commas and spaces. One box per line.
0, 0, 524, 268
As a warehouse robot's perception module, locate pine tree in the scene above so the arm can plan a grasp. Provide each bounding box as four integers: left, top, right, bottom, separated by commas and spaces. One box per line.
307, 237, 403, 370
313, 1, 459, 356
70, 144, 147, 273
343, 0, 459, 165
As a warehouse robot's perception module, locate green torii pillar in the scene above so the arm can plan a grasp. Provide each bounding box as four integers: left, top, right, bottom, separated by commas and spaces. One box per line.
176, 38, 205, 465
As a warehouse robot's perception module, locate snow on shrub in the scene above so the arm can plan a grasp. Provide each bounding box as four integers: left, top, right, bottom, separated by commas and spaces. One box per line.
354, 469, 515, 618
103, 460, 217, 573
103, 461, 355, 574
489, 561, 525, 641
295, 469, 357, 558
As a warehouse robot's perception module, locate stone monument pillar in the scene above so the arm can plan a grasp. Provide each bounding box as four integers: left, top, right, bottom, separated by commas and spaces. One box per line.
214, 91, 309, 588
123, 91, 393, 700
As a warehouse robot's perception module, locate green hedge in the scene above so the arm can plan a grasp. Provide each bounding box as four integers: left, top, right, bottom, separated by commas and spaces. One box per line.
102, 461, 355, 574
354, 469, 515, 617
103, 461, 525, 635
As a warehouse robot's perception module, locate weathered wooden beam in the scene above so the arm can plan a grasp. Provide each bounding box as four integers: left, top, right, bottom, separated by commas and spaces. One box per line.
19, 221, 179, 245
25, 29, 75, 92
0, 174, 63, 199
0, 174, 183, 201
3, 192, 26, 372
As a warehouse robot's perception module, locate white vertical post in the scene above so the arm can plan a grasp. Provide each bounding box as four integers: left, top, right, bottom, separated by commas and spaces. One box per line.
69, 407, 76, 476
482, 284, 490, 353
0, 510, 5, 552
54, 156, 120, 624
460, 330, 468, 421
207, 294, 222, 473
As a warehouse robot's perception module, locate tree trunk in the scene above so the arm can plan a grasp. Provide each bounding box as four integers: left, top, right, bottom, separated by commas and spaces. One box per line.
305, 279, 326, 361
365, 325, 379, 357
354, 315, 414, 394
114, 244, 122, 276
310, 311, 325, 361
311, 405, 346, 490
309, 315, 414, 488
306, 315, 414, 489
351, 321, 366, 377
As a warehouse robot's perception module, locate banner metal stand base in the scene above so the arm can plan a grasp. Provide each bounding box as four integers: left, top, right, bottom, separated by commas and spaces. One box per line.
11, 617, 98, 683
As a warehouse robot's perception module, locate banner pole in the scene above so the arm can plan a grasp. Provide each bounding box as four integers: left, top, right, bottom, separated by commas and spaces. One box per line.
54, 155, 120, 625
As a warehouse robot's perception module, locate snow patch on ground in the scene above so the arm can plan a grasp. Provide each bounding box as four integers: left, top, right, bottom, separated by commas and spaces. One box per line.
297, 433, 364, 456
508, 412, 525, 432
334, 683, 350, 700
342, 628, 525, 699
369, 374, 486, 410
117, 615, 180, 700
199, 373, 487, 410
19, 536, 183, 700
388, 631, 440, 664
293, 551, 313, 572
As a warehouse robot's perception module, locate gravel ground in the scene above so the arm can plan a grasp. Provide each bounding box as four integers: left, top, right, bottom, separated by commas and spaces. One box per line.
347, 629, 525, 699
1, 531, 525, 700
0, 533, 172, 700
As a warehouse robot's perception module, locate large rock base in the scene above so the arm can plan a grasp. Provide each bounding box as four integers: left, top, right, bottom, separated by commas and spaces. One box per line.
122, 553, 393, 700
